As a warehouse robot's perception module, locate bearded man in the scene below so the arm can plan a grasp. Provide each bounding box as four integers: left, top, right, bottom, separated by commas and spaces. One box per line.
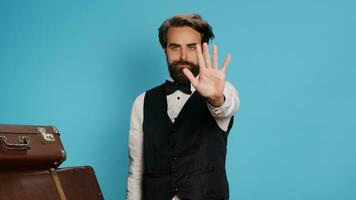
127, 14, 240, 200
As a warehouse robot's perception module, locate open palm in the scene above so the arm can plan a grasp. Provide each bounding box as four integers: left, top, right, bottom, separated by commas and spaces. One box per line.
183, 43, 231, 107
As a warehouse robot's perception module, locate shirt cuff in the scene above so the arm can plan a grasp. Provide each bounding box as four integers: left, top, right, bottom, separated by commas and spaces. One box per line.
206, 94, 231, 117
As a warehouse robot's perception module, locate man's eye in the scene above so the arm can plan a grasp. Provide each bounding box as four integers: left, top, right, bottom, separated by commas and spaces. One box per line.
171, 46, 179, 51
188, 46, 196, 51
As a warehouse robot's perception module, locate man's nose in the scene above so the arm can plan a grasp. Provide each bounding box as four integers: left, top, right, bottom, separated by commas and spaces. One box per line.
180, 48, 187, 60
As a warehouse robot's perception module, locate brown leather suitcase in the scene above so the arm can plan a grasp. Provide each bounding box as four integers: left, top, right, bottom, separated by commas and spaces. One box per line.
0, 166, 104, 200
0, 124, 66, 170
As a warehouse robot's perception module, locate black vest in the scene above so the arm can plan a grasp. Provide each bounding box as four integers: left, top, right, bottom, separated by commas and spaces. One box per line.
142, 83, 233, 200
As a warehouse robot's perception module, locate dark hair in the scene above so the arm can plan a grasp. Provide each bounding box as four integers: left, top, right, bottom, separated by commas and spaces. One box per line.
158, 14, 214, 48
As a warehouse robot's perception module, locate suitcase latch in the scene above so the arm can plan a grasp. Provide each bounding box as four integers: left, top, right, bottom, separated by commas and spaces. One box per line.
37, 127, 55, 143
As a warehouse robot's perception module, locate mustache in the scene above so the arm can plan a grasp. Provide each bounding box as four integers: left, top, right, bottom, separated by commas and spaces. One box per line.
172, 60, 195, 67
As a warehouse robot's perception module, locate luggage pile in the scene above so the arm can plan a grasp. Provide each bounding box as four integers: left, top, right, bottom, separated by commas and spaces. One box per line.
0, 124, 104, 200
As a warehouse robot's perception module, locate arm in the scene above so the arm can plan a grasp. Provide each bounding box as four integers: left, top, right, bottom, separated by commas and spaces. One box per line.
127, 93, 145, 200
183, 43, 232, 107
183, 43, 239, 131
207, 81, 240, 131
207, 81, 240, 118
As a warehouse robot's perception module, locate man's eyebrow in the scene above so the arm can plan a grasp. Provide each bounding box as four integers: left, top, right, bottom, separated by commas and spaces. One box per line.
168, 43, 181, 47
187, 43, 197, 46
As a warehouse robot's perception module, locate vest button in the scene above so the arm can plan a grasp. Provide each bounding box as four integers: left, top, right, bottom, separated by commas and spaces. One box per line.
174, 173, 178, 177
175, 187, 179, 192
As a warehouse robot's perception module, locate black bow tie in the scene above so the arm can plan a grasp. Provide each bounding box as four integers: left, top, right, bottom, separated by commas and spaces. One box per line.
164, 80, 192, 95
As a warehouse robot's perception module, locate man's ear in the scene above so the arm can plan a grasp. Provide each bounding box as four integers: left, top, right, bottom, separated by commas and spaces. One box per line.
164, 48, 167, 54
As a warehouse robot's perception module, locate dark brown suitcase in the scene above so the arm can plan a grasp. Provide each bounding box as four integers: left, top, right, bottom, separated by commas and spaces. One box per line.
0, 166, 104, 200
0, 124, 66, 170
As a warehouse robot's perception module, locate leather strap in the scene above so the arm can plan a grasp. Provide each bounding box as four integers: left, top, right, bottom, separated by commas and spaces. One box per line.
50, 168, 67, 200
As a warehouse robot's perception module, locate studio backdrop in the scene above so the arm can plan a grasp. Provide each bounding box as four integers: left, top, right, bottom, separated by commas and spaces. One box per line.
0, 0, 355, 199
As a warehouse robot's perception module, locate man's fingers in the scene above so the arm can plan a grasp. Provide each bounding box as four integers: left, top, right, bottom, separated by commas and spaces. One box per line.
203, 43, 212, 68
212, 44, 218, 70
183, 68, 198, 87
196, 43, 206, 72
221, 54, 231, 74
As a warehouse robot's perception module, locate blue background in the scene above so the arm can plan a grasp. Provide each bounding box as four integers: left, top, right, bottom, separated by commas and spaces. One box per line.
1, 0, 355, 199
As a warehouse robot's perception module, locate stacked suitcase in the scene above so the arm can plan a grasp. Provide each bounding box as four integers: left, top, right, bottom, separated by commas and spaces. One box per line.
0, 124, 104, 200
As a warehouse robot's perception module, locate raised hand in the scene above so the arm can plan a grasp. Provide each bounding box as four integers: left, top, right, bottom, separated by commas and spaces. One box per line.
183, 42, 231, 107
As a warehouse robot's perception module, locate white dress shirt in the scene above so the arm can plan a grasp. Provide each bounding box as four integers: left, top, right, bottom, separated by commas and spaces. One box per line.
127, 79, 240, 200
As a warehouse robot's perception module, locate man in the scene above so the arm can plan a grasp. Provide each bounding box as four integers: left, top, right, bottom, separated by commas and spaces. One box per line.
127, 14, 240, 200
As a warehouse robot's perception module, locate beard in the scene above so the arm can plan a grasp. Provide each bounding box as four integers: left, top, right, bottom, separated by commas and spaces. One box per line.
167, 59, 199, 85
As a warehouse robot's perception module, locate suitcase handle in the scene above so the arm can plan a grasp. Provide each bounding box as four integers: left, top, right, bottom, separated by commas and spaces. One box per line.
0, 136, 31, 150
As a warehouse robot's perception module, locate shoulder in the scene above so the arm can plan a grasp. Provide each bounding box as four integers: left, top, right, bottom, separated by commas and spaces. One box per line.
132, 82, 165, 109
144, 82, 166, 100
146, 82, 165, 93
133, 92, 146, 106
130, 92, 146, 116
